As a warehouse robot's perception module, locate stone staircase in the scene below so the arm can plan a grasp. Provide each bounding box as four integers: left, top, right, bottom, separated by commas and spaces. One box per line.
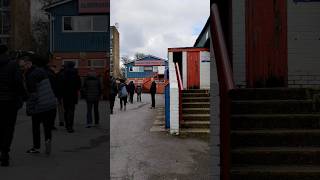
180, 89, 210, 135
229, 88, 320, 180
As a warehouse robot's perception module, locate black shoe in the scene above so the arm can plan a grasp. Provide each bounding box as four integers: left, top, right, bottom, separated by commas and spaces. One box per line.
59, 122, 64, 126
67, 129, 74, 133
26, 148, 40, 154
52, 126, 58, 130
110, 111, 113, 114
0, 153, 9, 167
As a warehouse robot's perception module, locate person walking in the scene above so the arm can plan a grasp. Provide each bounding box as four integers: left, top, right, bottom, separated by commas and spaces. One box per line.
24, 54, 57, 155
83, 71, 101, 128
136, 84, 142, 102
59, 61, 81, 133
109, 76, 118, 114
0, 45, 26, 166
118, 79, 128, 111
56, 66, 65, 127
128, 81, 135, 104
150, 80, 157, 109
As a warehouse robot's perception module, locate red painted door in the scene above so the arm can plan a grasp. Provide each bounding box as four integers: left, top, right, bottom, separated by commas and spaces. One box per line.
246, 0, 287, 88
187, 51, 200, 89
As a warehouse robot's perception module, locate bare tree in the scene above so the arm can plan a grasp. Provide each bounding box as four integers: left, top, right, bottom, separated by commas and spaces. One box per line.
134, 52, 145, 60
121, 55, 131, 65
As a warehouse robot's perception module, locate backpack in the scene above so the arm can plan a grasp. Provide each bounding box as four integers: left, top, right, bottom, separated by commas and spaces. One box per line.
119, 85, 128, 98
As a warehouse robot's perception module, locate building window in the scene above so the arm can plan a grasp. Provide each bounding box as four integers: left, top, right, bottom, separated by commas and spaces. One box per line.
62, 59, 79, 68
63, 16, 108, 32
153, 66, 158, 72
88, 59, 105, 68
129, 66, 144, 72
0, 0, 10, 45
144, 66, 153, 71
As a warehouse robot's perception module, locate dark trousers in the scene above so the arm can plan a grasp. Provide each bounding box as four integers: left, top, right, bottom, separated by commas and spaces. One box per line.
151, 93, 155, 107
86, 101, 99, 125
137, 93, 142, 102
64, 103, 75, 130
110, 95, 116, 113
120, 96, 127, 109
51, 108, 57, 128
129, 93, 134, 103
0, 103, 18, 155
32, 109, 56, 149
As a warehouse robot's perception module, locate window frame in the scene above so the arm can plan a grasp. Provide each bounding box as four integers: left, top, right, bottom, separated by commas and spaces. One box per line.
62, 15, 108, 33
88, 59, 106, 68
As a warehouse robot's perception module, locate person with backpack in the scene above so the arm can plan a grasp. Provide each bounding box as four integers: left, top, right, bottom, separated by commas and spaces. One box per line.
136, 84, 142, 102
0, 45, 26, 166
83, 70, 102, 128
150, 80, 157, 109
24, 54, 57, 155
118, 79, 128, 111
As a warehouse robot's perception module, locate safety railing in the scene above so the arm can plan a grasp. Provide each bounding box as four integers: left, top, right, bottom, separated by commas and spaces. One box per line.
211, 4, 236, 180
175, 63, 184, 124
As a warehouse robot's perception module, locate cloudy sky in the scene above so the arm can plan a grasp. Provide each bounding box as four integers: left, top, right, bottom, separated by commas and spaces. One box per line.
111, 0, 209, 60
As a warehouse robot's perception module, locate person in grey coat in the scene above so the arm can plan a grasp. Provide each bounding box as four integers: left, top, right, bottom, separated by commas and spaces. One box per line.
24, 55, 57, 155
83, 71, 102, 128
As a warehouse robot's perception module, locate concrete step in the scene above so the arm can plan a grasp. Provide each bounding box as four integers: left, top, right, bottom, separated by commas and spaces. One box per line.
182, 97, 210, 103
231, 114, 320, 130
182, 102, 210, 108
232, 147, 320, 165
182, 108, 210, 114
232, 100, 315, 114
230, 88, 310, 100
231, 129, 320, 148
231, 166, 320, 180
182, 89, 209, 94
182, 93, 210, 97
181, 121, 210, 128
180, 128, 210, 136
183, 114, 210, 121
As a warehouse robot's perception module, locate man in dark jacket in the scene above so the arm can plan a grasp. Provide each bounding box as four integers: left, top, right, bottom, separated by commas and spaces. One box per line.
109, 76, 118, 114
118, 79, 128, 111
150, 80, 157, 109
128, 81, 135, 104
60, 61, 81, 133
0, 45, 26, 166
83, 71, 101, 127
136, 84, 142, 102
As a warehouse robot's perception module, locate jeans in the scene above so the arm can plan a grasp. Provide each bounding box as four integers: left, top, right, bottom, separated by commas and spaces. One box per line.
151, 93, 155, 107
86, 101, 99, 125
32, 108, 56, 149
120, 96, 127, 109
0, 103, 18, 154
64, 103, 75, 130
137, 93, 142, 102
129, 93, 134, 103
110, 95, 116, 113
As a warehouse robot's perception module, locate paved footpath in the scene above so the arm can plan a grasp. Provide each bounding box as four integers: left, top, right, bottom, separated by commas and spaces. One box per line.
0, 100, 109, 180
111, 94, 210, 180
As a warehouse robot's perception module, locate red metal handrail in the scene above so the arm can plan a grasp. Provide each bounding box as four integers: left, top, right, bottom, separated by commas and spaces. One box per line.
175, 62, 184, 124
211, 4, 236, 180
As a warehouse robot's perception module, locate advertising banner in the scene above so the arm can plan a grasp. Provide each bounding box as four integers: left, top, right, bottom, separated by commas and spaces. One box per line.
135, 60, 164, 66
79, 0, 109, 14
